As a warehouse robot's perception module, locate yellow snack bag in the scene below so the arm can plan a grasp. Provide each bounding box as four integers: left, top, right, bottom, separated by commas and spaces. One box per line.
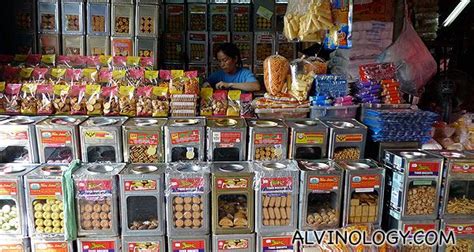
227, 90, 241, 117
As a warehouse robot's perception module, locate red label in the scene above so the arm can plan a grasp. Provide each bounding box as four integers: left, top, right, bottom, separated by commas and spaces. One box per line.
408, 161, 440, 176
170, 178, 204, 193
127, 242, 160, 252
233, 6, 250, 14
0, 181, 18, 196
35, 241, 69, 252
171, 130, 200, 145
77, 180, 112, 192
350, 175, 380, 189
211, 34, 229, 43
451, 162, 474, 174
81, 241, 115, 252
40, 130, 72, 146
219, 132, 242, 144
261, 177, 292, 191
29, 181, 62, 196
308, 176, 340, 191
128, 133, 159, 145
335, 134, 363, 143
0, 244, 23, 252
124, 180, 157, 191
167, 5, 184, 14
216, 178, 248, 190
254, 133, 283, 145
404, 224, 436, 233
171, 240, 205, 251
0, 130, 28, 141
445, 224, 474, 235
262, 237, 293, 250
217, 239, 249, 250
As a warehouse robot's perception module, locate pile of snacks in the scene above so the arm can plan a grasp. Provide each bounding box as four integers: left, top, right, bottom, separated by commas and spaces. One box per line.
199, 88, 253, 118
172, 196, 203, 229
349, 193, 378, 223
78, 199, 112, 231
218, 195, 248, 228
311, 75, 351, 106
261, 194, 292, 226
356, 63, 402, 105
406, 186, 437, 215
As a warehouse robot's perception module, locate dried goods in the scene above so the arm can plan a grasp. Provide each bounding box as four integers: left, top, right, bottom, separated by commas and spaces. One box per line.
255, 147, 283, 161
349, 193, 378, 224
333, 148, 360, 160
66, 15, 79, 31
78, 199, 112, 231
119, 86, 136, 117
129, 219, 159, 230
41, 14, 56, 30
115, 17, 130, 34
0, 204, 19, 232
85, 85, 102, 115
306, 208, 337, 228
92, 15, 105, 32
172, 196, 203, 229
218, 195, 248, 228
129, 145, 158, 163
102, 87, 120, 116
446, 239, 474, 252
263, 55, 289, 96
52, 85, 71, 114
261, 194, 291, 226
256, 16, 272, 30
447, 197, 474, 214
33, 199, 64, 234
70, 85, 87, 115
140, 16, 154, 34
406, 186, 436, 215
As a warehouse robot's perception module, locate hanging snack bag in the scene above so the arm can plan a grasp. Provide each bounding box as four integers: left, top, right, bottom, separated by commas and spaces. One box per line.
128, 68, 145, 86
57, 55, 72, 68
102, 86, 120, 116
65, 68, 82, 83
200, 87, 213, 116
70, 84, 86, 115
136, 85, 153, 117
240, 93, 254, 118
145, 70, 159, 85
85, 84, 102, 115
40, 54, 56, 68
98, 69, 113, 85
169, 70, 185, 95
36, 83, 54, 115
212, 90, 228, 116
32, 67, 49, 82
264, 54, 290, 96
4, 83, 22, 115
127, 56, 141, 69
19, 68, 34, 81
184, 71, 200, 95
152, 85, 169, 117
227, 90, 241, 117
119, 85, 136, 117
20, 83, 37, 115
112, 69, 127, 86
82, 68, 98, 83
53, 83, 71, 115
324, 0, 353, 49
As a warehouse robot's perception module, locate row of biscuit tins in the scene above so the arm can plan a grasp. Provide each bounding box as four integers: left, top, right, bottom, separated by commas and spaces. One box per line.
207, 118, 247, 162
325, 119, 368, 161
164, 118, 207, 163
386, 218, 440, 252
123, 118, 167, 164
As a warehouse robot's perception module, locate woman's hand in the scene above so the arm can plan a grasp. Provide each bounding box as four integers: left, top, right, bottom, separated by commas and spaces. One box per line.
216, 81, 232, 89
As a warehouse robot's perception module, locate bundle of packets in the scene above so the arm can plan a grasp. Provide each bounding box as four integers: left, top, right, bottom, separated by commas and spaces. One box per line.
359, 63, 396, 82
355, 80, 382, 104
381, 80, 402, 104
362, 108, 438, 143
310, 95, 354, 106
312, 75, 349, 98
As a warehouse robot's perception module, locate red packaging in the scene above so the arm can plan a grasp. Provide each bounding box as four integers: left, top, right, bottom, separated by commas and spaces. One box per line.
32, 68, 49, 81
57, 55, 72, 68
212, 90, 228, 116
141, 57, 154, 69
70, 84, 87, 115
113, 56, 127, 69
359, 63, 396, 82
136, 85, 153, 117
26, 54, 42, 67
184, 71, 200, 95
240, 93, 254, 118
3, 66, 21, 82
4, 83, 22, 115
36, 84, 54, 115
102, 86, 120, 116
86, 56, 101, 69
65, 69, 83, 83
98, 69, 113, 84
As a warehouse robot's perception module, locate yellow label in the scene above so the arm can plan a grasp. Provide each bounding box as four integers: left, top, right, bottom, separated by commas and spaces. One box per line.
51, 68, 67, 79
82, 68, 98, 80
14, 54, 27, 62
126, 56, 141, 66
21, 83, 36, 93
19, 68, 34, 79
41, 55, 55, 64
145, 70, 159, 80
228, 90, 241, 101
119, 86, 135, 97
0, 82, 5, 92
99, 55, 112, 65
171, 70, 184, 78
85, 84, 101, 95
295, 132, 324, 144
152, 86, 168, 96
53, 84, 70, 96
112, 70, 126, 80
200, 87, 213, 99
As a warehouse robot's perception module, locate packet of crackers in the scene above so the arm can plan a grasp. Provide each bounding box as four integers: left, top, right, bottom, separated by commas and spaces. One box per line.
70, 84, 87, 115
3, 66, 21, 83
264, 54, 290, 96
20, 83, 37, 115
128, 68, 145, 85
212, 90, 228, 116
119, 85, 136, 117
169, 70, 185, 95
36, 83, 54, 115
323, 0, 353, 49
227, 90, 241, 117
102, 86, 120, 116
98, 69, 113, 85
200, 87, 213, 116
53, 84, 71, 115
151, 85, 169, 117
184, 71, 200, 95
136, 85, 153, 117
85, 84, 103, 115
4, 83, 22, 115
40, 54, 56, 68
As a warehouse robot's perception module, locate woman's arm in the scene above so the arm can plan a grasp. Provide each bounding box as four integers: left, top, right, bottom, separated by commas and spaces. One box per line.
216, 81, 261, 92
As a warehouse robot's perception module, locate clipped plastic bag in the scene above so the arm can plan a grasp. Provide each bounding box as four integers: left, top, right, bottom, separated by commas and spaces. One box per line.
284, 0, 333, 42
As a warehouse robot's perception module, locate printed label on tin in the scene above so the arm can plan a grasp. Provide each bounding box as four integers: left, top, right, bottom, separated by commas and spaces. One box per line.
29, 181, 62, 196
212, 132, 241, 146
262, 236, 293, 251
0, 243, 24, 252
127, 242, 160, 252
217, 238, 249, 250
451, 162, 474, 174
84, 130, 114, 142
81, 241, 115, 252
171, 240, 205, 252
0, 130, 29, 141
0, 181, 18, 196
404, 224, 437, 239
171, 130, 200, 145
261, 177, 292, 191
170, 178, 204, 193
128, 132, 159, 145
216, 178, 248, 190
40, 130, 72, 147
308, 175, 339, 191
350, 175, 380, 191
35, 241, 69, 252
124, 180, 157, 191
408, 161, 440, 176
295, 132, 324, 144
335, 134, 363, 143
445, 224, 474, 235
77, 180, 112, 194
254, 133, 283, 145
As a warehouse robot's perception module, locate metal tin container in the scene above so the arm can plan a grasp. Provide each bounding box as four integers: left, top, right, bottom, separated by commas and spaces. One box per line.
257, 233, 295, 252
297, 160, 343, 230
122, 236, 166, 252
136, 4, 159, 37
323, 119, 368, 160
31, 239, 73, 252
207, 118, 247, 161
168, 235, 210, 252
37, 1, 59, 34
247, 119, 288, 161
0, 116, 46, 163
253, 32, 275, 75
87, 2, 110, 36
163, 33, 186, 63
276, 32, 296, 60
61, 1, 85, 35
384, 150, 443, 221
211, 162, 254, 234
338, 159, 385, 227
77, 237, 121, 252
165, 4, 186, 33
188, 32, 209, 65
112, 3, 135, 37
0, 238, 30, 252
73, 163, 125, 236
15, 33, 37, 55
119, 163, 166, 236
188, 4, 208, 31
253, 0, 275, 32
123, 118, 167, 164
0, 163, 37, 237
212, 234, 255, 252
164, 118, 206, 162
38, 34, 60, 55
232, 32, 253, 68
36, 116, 87, 164
62, 35, 85, 56
255, 160, 299, 233
285, 118, 329, 160
136, 37, 158, 66
440, 219, 474, 252
386, 217, 439, 252
111, 36, 134, 57
210, 32, 231, 65
231, 4, 251, 32
14, 1, 36, 34
210, 4, 229, 32
79, 116, 127, 163
165, 162, 210, 235
87, 35, 110, 56
25, 164, 68, 238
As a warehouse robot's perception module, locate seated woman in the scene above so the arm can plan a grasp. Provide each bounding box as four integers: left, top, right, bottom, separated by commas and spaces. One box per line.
205, 43, 261, 92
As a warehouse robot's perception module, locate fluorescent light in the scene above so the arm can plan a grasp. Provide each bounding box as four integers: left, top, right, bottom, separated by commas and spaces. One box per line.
443, 0, 470, 27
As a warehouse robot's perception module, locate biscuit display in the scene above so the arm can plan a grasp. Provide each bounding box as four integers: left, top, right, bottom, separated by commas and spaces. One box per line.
115, 17, 130, 34
140, 16, 154, 34
172, 196, 203, 229
256, 16, 272, 30
348, 193, 378, 224
446, 239, 474, 252
41, 14, 56, 31
261, 194, 291, 226
212, 14, 227, 32
79, 200, 112, 230
406, 185, 436, 215
446, 197, 474, 214
92, 15, 105, 32
254, 146, 283, 161
66, 15, 80, 32
333, 148, 361, 160
32, 199, 64, 234
218, 195, 248, 229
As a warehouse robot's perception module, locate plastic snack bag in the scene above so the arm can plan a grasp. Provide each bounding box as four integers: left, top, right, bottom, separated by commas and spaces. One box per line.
240, 93, 254, 118
212, 90, 228, 116
82, 68, 98, 83
102, 86, 120, 116
136, 85, 153, 117
19, 68, 34, 81
0, 82, 5, 114
227, 90, 241, 117
323, 0, 353, 49
119, 85, 136, 117
144, 70, 159, 85
184, 71, 200, 95
20, 83, 37, 115
70, 84, 86, 115
169, 70, 185, 95
290, 58, 315, 101
53, 84, 71, 115
151, 86, 169, 117
85, 84, 102, 115
200, 87, 213, 116
264, 54, 290, 96
36, 84, 54, 115
4, 83, 22, 115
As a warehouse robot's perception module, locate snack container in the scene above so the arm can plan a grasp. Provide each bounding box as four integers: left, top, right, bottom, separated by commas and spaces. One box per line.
338, 159, 385, 227
62, 35, 85, 56
0, 164, 37, 237
253, 0, 275, 32
163, 33, 186, 63
0, 116, 46, 163
255, 160, 299, 233
276, 32, 296, 60
61, 1, 85, 35
0, 238, 30, 252
73, 163, 125, 236
247, 119, 288, 161
188, 32, 209, 65
138, 0, 161, 4
164, 118, 206, 162
298, 160, 343, 230
384, 150, 443, 220
285, 119, 329, 160
25, 164, 69, 238
36, 116, 87, 164
210, 4, 229, 32
210, 32, 231, 65
323, 119, 367, 160
87, 35, 110, 56
80, 117, 127, 163
15, 33, 37, 55
122, 236, 166, 252
275, 4, 287, 32
257, 233, 295, 252
165, 162, 210, 235
123, 118, 166, 164
87, 2, 110, 36
77, 237, 121, 252
212, 234, 255, 252
120, 164, 166, 236
31, 238, 73, 252
386, 217, 439, 252
211, 162, 255, 234
14, 1, 36, 33
440, 219, 474, 252
165, 4, 186, 33
168, 235, 210, 252
136, 37, 159, 67
232, 33, 253, 68
253, 32, 275, 75
136, 4, 159, 37
111, 3, 134, 37
366, 141, 419, 162
38, 34, 60, 55
231, 5, 251, 32
37, 1, 59, 34
188, 4, 208, 31
207, 118, 247, 161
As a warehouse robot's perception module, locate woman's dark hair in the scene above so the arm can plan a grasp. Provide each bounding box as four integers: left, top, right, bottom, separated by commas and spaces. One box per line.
216, 43, 243, 68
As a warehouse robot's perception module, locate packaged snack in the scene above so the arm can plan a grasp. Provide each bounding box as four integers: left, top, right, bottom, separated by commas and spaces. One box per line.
200, 87, 213, 116
40, 54, 56, 68
323, 0, 353, 49
126, 56, 141, 69
19, 68, 34, 81
136, 85, 153, 117
112, 69, 127, 86
70, 84, 86, 115
128, 68, 145, 85
240, 93, 254, 118
50, 68, 67, 83
144, 70, 159, 84
70, 55, 87, 69
119, 85, 136, 116
212, 90, 228, 116
20, 83, 37, 115
307, 56, 328, 74
359, 63, 396, 82
151, 86, 169, 117
26, 54, 42, 67
82, 68, 98, 83
4, 83, 22, 115
0, 82, 5, 114
36, 84, 54, 115
113, 56, 127, 69
3, 66, 21, 82
264, 54, 290, 96
184, 71, 200, 95
290, 58, 315, 101
85, 84, 102, 115
86, 56, 101, 69
65, 68, 82, 83
32, 67, 49, 81
53, 84, 71, 115
227, 90, 241, 117
169, 70, 185, 95
102, 86, 120, 116
141, 57, 154, 70
98, 69, 113, 84
99, 55, 113, 70
56, 55, 72, 68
